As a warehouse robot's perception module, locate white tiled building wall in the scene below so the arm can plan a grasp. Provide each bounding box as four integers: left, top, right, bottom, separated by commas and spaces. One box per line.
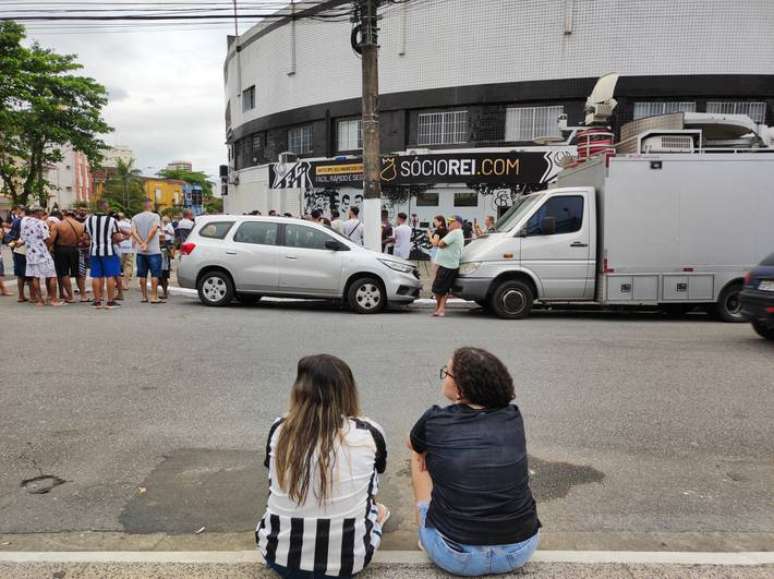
226, 0, 774, 125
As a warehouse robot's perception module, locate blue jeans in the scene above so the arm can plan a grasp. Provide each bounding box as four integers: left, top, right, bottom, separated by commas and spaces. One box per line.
266, 561, 351, 579
417, 502, 539, 576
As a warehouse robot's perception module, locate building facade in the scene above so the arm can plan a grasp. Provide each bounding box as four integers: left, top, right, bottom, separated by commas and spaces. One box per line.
142, 178, 187, 212
46, 144, 92, 208
222, 0, 774, 228
167, 161, 193, 172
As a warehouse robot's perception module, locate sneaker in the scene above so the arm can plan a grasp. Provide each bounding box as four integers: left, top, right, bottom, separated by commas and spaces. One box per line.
92, 301, 102, 308
105, 301, 120, 309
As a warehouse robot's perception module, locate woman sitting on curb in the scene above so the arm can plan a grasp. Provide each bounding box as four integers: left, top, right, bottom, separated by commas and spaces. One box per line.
257, 354, 390, 579
408, 347, 541, 576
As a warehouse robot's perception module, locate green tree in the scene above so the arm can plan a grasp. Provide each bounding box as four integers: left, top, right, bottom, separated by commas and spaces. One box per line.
0, 21, 111, 206
100, 158, 145, 215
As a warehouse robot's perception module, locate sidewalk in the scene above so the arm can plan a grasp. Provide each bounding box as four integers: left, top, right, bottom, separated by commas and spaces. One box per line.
1, 550, 772, 578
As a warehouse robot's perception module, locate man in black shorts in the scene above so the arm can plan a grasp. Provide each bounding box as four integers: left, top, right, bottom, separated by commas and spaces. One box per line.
430, 215, 465, 317
50, 209, 85, 303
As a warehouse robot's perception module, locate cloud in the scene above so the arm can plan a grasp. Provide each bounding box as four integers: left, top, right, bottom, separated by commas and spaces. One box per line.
25, 26, 230, 180
107, 86, 130, 102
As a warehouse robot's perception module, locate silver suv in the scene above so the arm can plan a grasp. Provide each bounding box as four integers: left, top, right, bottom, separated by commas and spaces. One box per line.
177, 216, 422, 313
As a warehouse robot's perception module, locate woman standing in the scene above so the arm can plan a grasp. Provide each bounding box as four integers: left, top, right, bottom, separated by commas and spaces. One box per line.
20, 206, 63, 307
426, 215, 447, 273
257, 354, 389, 579
408, 347, 540, 576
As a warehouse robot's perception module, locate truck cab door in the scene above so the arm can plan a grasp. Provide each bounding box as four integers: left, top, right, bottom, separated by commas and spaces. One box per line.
520, 192, 591, 300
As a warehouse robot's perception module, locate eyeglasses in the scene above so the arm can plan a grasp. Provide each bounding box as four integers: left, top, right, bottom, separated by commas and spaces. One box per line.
440, 365, 455, 380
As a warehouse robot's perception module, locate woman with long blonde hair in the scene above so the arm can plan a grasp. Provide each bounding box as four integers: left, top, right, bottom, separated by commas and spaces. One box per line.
257, 354, 389, 578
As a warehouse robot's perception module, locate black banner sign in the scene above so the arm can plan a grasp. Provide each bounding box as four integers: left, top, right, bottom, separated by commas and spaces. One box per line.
269, 151, 571, 189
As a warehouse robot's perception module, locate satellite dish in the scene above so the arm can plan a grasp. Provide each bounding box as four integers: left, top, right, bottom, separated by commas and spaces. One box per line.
585, 72, 619, 126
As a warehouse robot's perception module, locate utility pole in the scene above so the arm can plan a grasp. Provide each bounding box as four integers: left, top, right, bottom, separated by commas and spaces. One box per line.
360, 0, 382, 252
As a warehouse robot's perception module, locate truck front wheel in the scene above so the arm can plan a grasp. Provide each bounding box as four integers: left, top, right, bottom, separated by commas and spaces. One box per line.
490, 280, 534, 319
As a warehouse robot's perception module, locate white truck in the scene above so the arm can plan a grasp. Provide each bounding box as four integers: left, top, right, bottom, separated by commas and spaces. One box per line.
454, 148, 774, 320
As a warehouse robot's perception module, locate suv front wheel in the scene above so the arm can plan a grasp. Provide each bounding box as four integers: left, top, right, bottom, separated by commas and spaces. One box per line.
348, 276, 385, 314
197, 271, 234, 306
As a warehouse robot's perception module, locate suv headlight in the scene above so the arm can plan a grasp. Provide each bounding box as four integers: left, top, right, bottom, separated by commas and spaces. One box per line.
378, 258, 415, 274
458, 262, 482, 276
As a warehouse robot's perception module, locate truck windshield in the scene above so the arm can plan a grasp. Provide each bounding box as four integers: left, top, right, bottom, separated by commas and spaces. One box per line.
495, 194, 543, 233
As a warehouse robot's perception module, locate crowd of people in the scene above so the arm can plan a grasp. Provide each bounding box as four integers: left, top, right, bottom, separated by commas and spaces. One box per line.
258, 347, 539, 578
0, 200, 196, 309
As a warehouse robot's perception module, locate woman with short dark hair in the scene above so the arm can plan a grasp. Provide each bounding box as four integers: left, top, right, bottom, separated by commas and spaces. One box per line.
257, 354, 389, 578
408, 347, 540, 576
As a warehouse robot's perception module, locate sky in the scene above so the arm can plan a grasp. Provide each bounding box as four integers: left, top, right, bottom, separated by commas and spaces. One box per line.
22, 16, 239, 183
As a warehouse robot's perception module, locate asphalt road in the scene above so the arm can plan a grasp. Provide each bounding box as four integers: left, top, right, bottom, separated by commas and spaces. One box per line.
0, 292, 772, 553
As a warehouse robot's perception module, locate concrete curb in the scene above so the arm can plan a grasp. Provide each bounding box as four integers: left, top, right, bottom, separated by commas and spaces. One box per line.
0, 550, 772, 566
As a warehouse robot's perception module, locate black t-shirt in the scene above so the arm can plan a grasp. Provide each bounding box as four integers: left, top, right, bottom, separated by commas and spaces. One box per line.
410, 404, 540, 545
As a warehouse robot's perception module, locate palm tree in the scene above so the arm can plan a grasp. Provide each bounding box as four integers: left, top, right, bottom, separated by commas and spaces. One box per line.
102, 158, 144, 215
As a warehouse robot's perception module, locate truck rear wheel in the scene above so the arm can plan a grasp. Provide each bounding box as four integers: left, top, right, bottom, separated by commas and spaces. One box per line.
490, 280, 534, 319
713, 282, 745, 323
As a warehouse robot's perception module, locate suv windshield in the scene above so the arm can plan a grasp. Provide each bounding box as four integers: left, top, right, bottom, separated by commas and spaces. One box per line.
495, 193, 544, 233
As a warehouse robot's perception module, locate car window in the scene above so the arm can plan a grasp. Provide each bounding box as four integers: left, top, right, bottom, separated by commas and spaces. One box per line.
198, 221, 234, 239
527, 195, 583, 235
284, 223, 334, 250
233, 221, 278, 245
761, 253, 774, 266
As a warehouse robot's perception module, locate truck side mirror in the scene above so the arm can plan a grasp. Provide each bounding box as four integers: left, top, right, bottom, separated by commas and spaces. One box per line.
541, 217, 556, 235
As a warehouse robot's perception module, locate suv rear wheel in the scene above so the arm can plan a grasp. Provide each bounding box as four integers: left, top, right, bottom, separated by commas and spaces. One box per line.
490, 280, 534, 319
752, 320, 774, 341
197, 271, 234, 306
348, 276, 385, 314
713, 282, 745, 323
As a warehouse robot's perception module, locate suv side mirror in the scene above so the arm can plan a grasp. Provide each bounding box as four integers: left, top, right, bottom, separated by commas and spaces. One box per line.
541, 216, 556, 236
517, 227, 528, 238
325, 239, 344, 251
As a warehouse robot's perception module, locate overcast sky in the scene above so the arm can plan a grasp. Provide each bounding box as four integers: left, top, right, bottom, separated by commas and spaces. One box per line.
24, 22, 234, 182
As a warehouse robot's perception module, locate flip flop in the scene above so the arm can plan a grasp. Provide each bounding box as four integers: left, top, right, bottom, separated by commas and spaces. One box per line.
17, 298, 28, 303
49, 302, 66, 307
141, 299, 149, 303
150, 300, 161, 304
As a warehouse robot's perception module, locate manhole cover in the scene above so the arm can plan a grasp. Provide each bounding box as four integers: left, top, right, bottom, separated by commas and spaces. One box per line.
21, 475, 67, 495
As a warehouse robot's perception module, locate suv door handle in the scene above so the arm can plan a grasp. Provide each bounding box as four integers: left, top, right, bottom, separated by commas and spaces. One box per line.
285, 255, 298, 260
225, 250, 238, 255
570, 242, 588, 248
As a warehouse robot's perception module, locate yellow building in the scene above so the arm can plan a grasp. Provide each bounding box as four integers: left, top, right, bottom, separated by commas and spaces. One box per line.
142, 178, 186, 212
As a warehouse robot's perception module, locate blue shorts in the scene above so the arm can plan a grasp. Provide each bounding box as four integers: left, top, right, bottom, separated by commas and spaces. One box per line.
13, 252, 28, 278
417, 502, 539, 577
90, 255, 121, 278
136, 253, 162, 278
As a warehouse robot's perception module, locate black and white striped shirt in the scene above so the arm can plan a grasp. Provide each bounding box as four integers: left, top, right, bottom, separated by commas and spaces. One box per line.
85, 214, 119, 257
256, 417, 387, 577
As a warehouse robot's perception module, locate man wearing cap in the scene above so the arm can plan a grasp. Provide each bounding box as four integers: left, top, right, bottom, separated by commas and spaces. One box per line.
20, 205, 63, 306
430, 215, 465, 317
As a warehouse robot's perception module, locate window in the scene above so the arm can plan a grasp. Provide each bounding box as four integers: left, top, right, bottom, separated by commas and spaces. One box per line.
417, 110, 468, 145
454, 192, 478, 207
706, 101, 767, 123
633, 101, 696, 119
233, 221, 278, 245
198, 221, 234, 239
527, 195, 583, 235
415, 192, 439, 206
284, 223, 334, 250
288, 125, 313, 155
242, 86, 255, 112
337, 118, 362, 151
505, 106, 563, 141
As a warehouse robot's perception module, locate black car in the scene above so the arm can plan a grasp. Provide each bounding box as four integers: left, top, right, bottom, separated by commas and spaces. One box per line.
740, 253, 774, 341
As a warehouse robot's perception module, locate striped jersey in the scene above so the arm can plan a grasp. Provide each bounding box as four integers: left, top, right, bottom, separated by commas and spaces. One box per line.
85, 214, 119, 257
256, 417, 387, 577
